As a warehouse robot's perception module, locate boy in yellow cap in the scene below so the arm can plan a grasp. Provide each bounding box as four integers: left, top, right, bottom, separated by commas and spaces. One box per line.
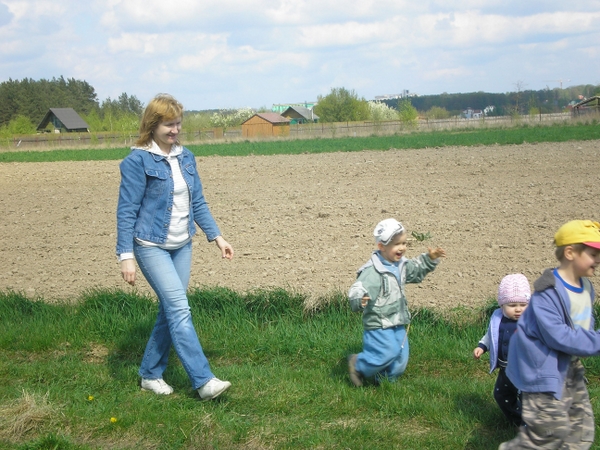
499, 220, 600, 449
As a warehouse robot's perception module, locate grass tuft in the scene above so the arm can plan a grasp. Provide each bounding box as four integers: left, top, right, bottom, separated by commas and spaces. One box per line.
1, 287, 600, 449
0, 390, 58, 440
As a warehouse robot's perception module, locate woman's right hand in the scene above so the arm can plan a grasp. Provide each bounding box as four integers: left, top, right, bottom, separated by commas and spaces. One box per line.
121, 259, 136, 286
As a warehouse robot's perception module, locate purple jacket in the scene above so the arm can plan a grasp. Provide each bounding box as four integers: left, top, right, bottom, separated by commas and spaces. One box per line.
478, 308, 504, 373
506, 268, 600, 399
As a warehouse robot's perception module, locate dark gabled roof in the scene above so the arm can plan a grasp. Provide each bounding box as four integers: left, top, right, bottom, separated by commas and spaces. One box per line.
281, 106, 319, 121
36, 108, 90, 131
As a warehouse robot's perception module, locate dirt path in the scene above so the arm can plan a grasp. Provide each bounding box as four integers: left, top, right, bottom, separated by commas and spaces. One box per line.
1, 140, 599, 309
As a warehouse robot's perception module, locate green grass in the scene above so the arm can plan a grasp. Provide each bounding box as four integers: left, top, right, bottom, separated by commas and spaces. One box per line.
1, 120, 599, 163
2, 289, 600, 449
3, 119, 600, 448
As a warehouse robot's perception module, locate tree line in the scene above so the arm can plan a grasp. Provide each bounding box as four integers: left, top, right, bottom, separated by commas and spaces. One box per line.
1, 77, 598, 137
381, 84, 600, 117
313, 84, 600, 123
0, 77, 144, 136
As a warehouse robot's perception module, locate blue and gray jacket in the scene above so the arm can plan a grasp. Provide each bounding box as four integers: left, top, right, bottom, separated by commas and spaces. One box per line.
348, 251, 439, 331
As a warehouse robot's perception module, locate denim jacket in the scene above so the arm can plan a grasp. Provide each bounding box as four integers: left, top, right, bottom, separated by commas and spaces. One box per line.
116, 147, 221, 255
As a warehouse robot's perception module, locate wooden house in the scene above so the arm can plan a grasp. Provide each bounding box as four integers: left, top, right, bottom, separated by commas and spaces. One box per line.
242, 113, 290, 138
36, 108, 90, 133
281, 106, 319, 124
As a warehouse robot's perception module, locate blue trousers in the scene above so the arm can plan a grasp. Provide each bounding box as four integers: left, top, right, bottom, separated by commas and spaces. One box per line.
355, 326, 409, 382
135, 242, 214, 390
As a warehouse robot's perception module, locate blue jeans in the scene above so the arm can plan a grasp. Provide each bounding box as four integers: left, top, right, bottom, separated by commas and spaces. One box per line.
355, 326, 409, 382
134, 241, 214, 389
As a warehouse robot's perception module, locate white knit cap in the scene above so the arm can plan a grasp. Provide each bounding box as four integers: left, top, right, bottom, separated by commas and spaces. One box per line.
498, 274, 531, 306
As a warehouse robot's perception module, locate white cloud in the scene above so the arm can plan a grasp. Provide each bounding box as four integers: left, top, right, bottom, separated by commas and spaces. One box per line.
108, 33, 165, 54
298, 20, 396, 47
0, 0, 599, 109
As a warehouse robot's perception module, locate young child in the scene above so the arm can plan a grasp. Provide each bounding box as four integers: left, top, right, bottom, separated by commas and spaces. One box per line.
499, 220, 600, 449
473, 273, 530, 427
347, 218, 446, 386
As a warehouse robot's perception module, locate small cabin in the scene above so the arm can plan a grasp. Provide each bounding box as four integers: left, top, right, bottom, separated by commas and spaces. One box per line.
281, 106, 319, 124
36, 108, 90, 133
242, 113, 290, 138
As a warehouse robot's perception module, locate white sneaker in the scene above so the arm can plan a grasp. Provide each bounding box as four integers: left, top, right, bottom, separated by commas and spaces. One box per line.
141, 378, 174, 395
197, 378, 231, 400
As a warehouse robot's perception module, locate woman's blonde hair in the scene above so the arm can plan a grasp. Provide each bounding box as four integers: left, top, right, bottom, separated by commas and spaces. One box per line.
136, 94, 184, 147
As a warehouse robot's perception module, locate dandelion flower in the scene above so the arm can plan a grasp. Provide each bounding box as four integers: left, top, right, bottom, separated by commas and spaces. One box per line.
88, 395, 94, 401
110, 417, 118, 423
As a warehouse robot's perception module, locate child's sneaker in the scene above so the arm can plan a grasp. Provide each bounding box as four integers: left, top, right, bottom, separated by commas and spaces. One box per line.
197, 378, 231, 400
141, 378, 174, 395
348, 354, 363, 387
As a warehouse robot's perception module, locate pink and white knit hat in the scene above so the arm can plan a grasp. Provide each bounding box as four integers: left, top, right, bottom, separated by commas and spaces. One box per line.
497, 274, 531, 306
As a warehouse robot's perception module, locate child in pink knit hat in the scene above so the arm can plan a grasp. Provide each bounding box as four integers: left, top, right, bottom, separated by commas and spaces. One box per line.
473, 273, 531, 426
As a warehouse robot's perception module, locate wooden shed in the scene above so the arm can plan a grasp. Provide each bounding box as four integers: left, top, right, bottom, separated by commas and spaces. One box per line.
242, 113, 290, 138
572, 96, 600, 117
36, 108, 90, 133
281, 106, 319, 124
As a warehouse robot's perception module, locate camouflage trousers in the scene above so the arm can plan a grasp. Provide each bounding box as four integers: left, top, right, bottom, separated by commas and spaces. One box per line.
499, 359, 594, 449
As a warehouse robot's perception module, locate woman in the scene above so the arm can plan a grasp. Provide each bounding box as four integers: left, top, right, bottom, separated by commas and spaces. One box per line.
116, 93, 233, 400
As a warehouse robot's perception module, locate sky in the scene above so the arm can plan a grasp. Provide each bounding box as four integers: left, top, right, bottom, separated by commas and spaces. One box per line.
1, 1, 599, 111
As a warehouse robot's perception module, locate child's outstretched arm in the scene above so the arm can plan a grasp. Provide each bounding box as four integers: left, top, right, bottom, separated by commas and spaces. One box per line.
428, 247, 446, 260
404, 246, 446, 284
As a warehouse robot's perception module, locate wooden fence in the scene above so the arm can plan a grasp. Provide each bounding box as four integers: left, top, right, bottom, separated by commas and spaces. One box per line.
285, 113, 574, 139
2, 111, 593, 151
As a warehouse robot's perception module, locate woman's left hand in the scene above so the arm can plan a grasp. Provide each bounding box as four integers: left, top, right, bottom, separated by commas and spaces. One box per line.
214, 236, 234, 260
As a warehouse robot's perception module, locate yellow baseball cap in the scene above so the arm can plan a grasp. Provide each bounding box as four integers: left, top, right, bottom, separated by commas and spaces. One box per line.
554, 220, 600, 249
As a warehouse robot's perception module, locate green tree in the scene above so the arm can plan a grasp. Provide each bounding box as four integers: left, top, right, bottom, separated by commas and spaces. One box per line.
398, 99, 419, 126
182, 112, 213, 132
313, 88, 369, 123
0, 115, 35, 138
116, 92, 144, 116
0, 77, 100, 128
95, 93, 144, 132
424, 106, 451, 120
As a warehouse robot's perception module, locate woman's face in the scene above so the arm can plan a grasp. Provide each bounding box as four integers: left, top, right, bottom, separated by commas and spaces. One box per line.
154, 117, 182, 152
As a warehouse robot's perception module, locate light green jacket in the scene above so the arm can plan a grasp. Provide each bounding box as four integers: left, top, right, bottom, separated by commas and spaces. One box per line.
348, 251, 439, 331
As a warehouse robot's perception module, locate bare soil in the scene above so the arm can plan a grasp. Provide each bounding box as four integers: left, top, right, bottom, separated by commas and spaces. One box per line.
1, 140, 599, 310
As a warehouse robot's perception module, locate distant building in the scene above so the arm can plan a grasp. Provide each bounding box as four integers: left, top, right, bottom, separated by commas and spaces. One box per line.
280, 106, 319, 124
483, 105, 495, 115
242, 113, 290, 138
462, 107, 483, 119
374, 90, 415, 101
272, 102, 317, 114
37, 108, 90, 133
